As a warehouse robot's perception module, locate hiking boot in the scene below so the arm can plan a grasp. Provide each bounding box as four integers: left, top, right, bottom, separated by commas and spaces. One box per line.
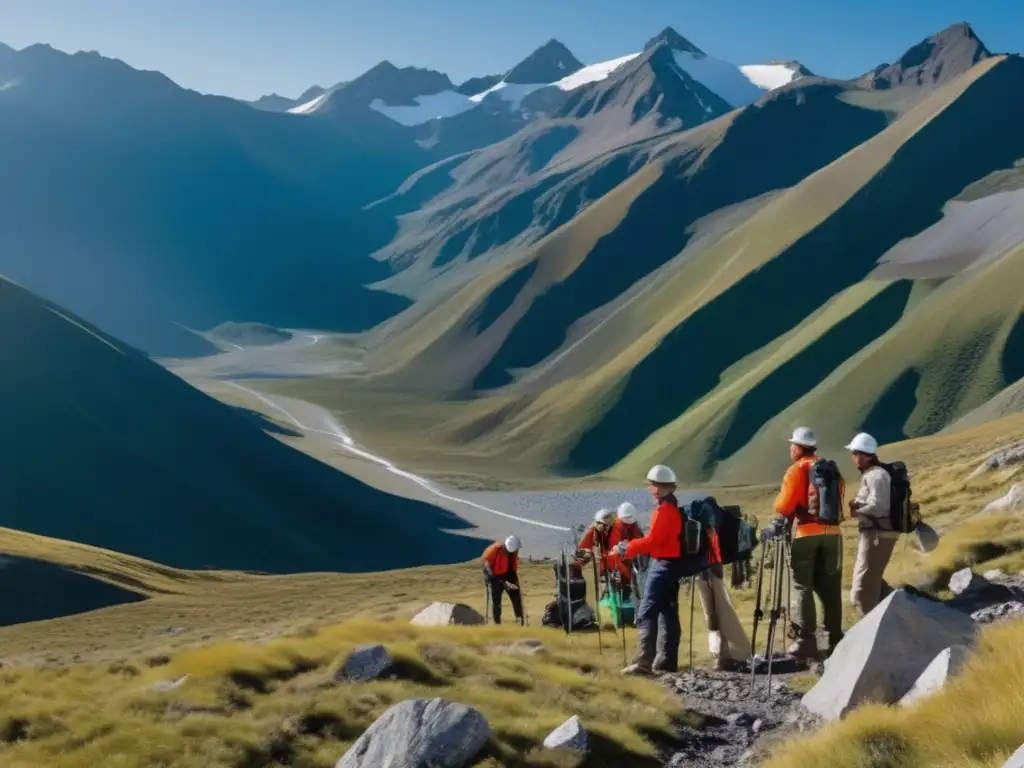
652, 660, 678, 674
514, 617, 525, 627
825, 632, 844, 658
786, 633, 819, 660
621, 663, 654, 677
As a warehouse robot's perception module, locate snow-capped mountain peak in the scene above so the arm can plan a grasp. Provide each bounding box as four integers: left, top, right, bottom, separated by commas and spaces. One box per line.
504, 39, 584, 85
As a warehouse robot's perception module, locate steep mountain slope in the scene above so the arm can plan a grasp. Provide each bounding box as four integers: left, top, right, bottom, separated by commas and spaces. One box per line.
0, 276, 484, 572
859, 22, 990, 90
0, 44, 420, 355
367, 27, 778, 300
332, 28, 1024, 485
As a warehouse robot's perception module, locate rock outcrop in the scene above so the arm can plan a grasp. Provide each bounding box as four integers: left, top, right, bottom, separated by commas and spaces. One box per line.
336, 698, 489, 768
802, 590, 979, 721
970, 440, 1024, 477
899, 645, 971, 707
542, 715, 588, 752
336, 644, 394, 683
982, 483, 1024, 515
410, 602, 484, 627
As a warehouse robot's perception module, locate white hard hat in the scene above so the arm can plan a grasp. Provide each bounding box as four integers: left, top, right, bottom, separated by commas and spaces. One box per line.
788, 426, 817, 448
646, 465, 677, 484
617, 502, 636, 523
504, 535, 521, 553
594, 508, 614, 525
845, 432, 879, 455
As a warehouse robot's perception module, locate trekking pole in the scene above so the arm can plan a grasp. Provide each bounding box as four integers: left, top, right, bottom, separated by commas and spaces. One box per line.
562, 551, 572, 636
616, 576, 628, 666
749, 540, 769, 693
765, 540, 787, 696
484, 575, 490, 626
591, 545, 604, 655
688, 576, 696, 672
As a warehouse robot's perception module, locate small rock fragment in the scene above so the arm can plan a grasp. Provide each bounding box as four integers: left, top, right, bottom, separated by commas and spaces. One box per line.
542, 715, 588, 752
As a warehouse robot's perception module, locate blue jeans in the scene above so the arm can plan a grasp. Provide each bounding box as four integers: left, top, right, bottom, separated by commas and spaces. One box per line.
634, 558, 683, 669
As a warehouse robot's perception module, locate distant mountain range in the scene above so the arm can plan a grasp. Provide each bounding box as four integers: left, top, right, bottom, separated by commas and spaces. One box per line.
0, 20, 1020, 494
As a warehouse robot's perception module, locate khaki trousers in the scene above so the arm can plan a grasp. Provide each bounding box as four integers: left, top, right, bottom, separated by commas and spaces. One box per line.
850, 531, 898, 616
697, 569, 751, 662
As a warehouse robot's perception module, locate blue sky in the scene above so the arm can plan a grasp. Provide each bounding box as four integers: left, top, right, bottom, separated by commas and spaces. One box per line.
0, 0, 1020, 100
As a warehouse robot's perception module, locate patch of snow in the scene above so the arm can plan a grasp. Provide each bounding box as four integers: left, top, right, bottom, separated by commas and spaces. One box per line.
467, 53, 641, 112
553, 53, 642, 91
469, 80, 549, 109
369, 90, 477, 126
671, 49, 765, 108
288, 91, 330, 115
557, 60, 567, 71
740, 64, 803, 91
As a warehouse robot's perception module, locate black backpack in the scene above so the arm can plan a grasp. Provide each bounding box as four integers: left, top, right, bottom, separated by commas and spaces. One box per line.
809, 459, 844, 525
694, 499, 745, 565
881, 461, 920, 533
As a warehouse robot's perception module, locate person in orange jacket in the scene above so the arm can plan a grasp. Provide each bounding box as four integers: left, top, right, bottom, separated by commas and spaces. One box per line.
761, 427, 845, 660
578, 506, 644, 602
616, 465, 710, 675
481, 535, 523, 625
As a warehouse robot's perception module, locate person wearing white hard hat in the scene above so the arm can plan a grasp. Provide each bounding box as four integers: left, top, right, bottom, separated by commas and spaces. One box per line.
616, 464, 708, 675
481, 535, 524, 625
762, 426, 845, 661
846, 432, 898, 616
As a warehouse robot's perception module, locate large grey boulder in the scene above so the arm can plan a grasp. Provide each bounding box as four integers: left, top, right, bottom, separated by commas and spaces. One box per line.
336, 698, 489, 768
542, 715, 588, 752
1004, 742, 1024, 768
802, 590, 979, 721
410, 602, 484, 627
899, 645, 971, 707
336, 644, 393, 683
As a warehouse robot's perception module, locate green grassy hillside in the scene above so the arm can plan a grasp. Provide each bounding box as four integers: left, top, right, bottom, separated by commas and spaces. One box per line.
295, 54, 1024, 487
0, 276, 485, 573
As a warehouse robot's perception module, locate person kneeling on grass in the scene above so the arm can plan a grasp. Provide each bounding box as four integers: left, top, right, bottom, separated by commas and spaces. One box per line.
482, 535, 524, 625
846, 432, 899, 616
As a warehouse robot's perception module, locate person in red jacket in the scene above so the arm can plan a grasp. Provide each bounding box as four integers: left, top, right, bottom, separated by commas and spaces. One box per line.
617, 465, 707, 675
579, 506, 645, 603
481, 535, 523, 625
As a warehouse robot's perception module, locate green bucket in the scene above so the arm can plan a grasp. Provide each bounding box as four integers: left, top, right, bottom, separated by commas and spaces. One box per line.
600, 590, 635, 627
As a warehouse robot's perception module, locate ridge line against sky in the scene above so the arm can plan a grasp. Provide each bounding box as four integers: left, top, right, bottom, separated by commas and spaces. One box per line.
0, 0, 1020, 100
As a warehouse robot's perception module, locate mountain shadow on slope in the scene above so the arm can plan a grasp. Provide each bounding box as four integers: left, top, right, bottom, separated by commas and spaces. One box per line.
0, 556, 146, 627
1003, 312, 1024, 384
859, 369, 922, 445
714, 281, 914, 464
0, 45, 422, 355
0, 277, 486, 573
474, 82, 891, 389
472, 261, 540, 333
567, 56, 1024, 473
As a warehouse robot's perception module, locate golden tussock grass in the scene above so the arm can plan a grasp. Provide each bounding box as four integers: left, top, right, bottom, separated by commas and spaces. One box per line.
0, 621, 687, 768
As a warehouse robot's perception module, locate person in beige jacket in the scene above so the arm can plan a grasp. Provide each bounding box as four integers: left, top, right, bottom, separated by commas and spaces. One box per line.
846, 432, 900, 615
